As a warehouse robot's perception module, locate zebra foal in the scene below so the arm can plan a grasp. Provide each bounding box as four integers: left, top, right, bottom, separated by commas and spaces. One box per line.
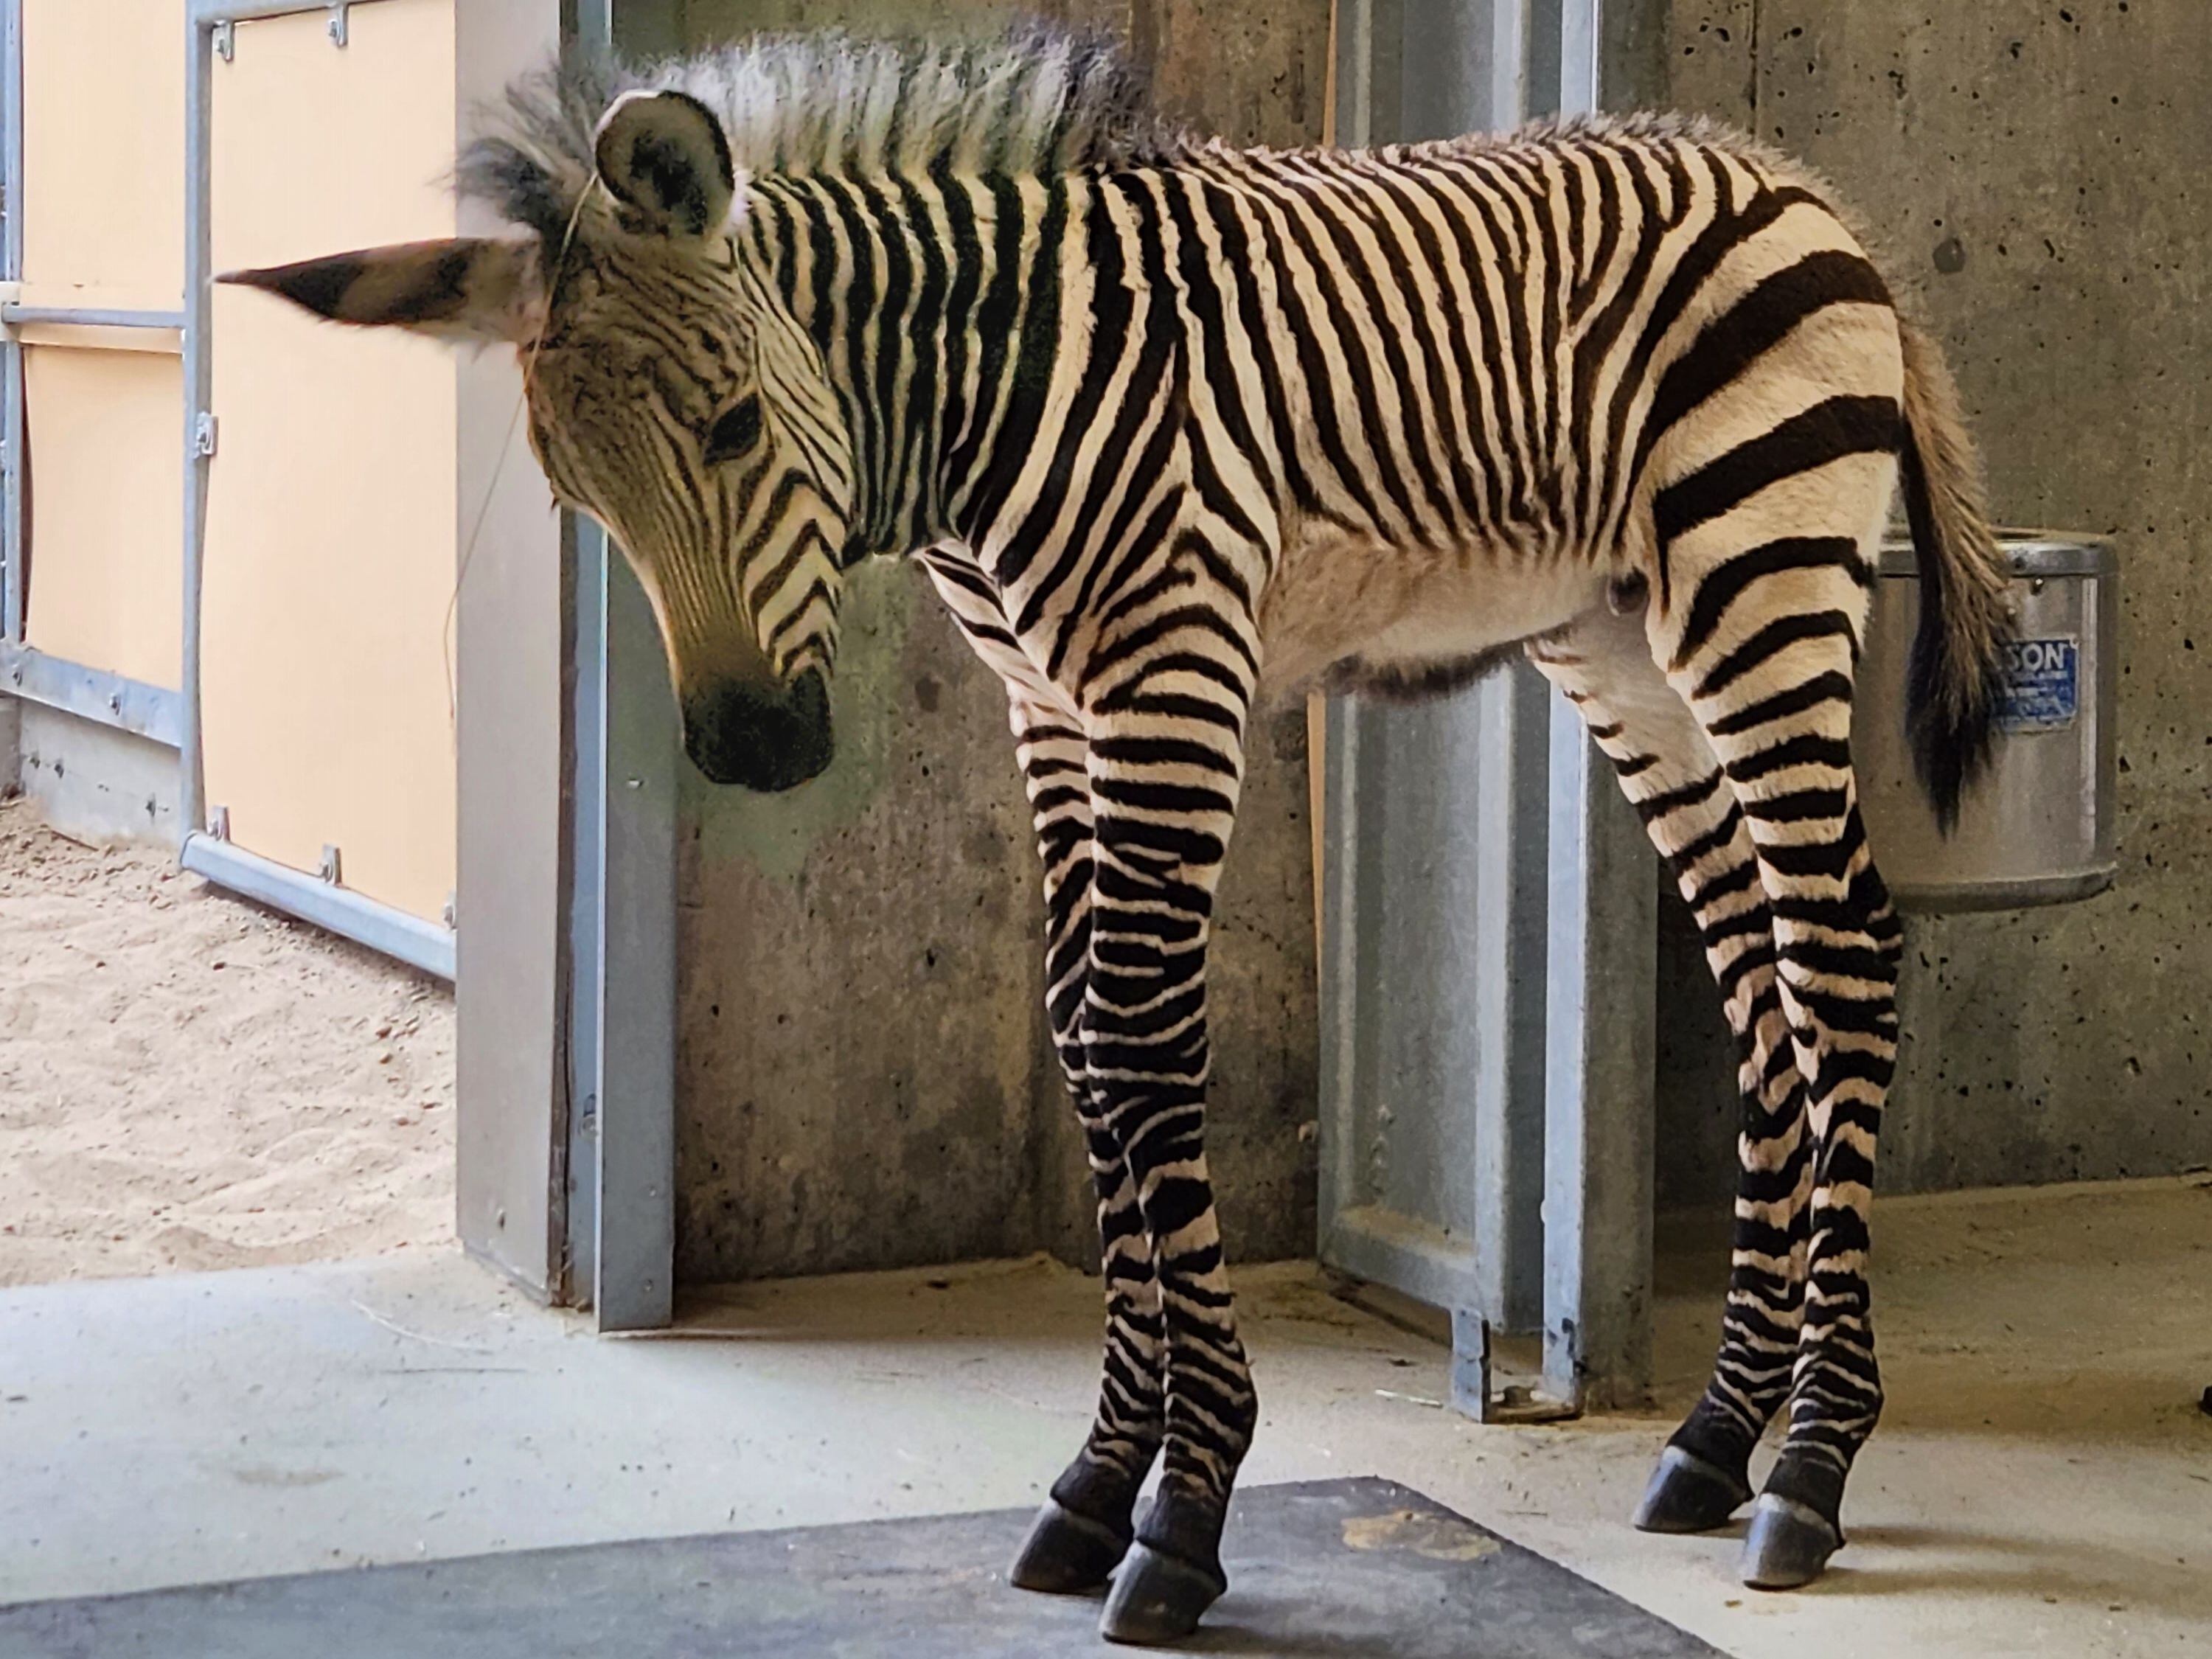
228, 29, 2011, 1644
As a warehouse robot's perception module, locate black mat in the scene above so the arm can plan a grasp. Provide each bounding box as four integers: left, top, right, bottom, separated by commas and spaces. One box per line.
0, 1478, 1721, 1658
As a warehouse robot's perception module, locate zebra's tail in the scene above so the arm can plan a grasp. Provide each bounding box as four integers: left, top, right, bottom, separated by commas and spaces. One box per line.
1895, 316, 2014, 832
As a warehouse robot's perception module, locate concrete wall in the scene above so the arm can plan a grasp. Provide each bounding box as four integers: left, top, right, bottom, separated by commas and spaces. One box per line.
661, 0, 1332, 1282
1637, 1, 2212, 1206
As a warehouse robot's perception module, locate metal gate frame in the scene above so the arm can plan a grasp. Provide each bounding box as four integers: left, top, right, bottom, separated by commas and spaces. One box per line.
1321, 0, 1657, 1416
558, 0, 678, 1329
0, 0, 187, 751
175, 0, 459, 978
0, 0, 458, 976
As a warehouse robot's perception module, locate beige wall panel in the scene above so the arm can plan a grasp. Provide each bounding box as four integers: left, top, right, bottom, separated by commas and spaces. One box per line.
201, 0, 460, 922
21, 0, 185, 298
20, 345, 184, 689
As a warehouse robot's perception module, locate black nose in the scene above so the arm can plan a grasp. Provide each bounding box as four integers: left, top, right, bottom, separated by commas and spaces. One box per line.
682, 669, 833, 791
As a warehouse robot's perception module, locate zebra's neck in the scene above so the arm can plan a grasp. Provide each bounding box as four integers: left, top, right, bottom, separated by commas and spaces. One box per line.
745, 169, 1083, 563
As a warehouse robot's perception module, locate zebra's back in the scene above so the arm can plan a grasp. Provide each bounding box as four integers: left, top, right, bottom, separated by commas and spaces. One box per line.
1100, 119, 1904, 694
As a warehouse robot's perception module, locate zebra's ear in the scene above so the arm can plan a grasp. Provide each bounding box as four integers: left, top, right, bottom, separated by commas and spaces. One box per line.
594, 88, 740, 239
217, 237, 546, 345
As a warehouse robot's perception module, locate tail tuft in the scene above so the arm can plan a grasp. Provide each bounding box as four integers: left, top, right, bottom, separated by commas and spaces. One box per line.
1896, 319, 2014, 832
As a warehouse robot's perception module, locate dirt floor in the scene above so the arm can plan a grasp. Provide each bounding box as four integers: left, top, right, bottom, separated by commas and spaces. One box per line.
0, 796, 453, 1287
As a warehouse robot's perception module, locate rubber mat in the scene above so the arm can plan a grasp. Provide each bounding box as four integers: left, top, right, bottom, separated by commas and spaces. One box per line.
0, 1477, 1723, 1658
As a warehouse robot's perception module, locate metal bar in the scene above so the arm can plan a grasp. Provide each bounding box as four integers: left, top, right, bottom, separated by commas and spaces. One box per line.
1538, 0, 1655, 1412
1468, 669, 1551, 1332
1319, 0, 1564, 1425
182, 831, 456, 981
1323, 1206, 1479, 1312
0, 644, 184, 746
1315, 692, 1368, 1282
1, 0, 24, 646
1, 305, 186, 330
181, 13, 214, 840
1539, 689, 1655, 1410
592, 547, 678, 1332
188, 0, 397, 25
579, 0, 676, 1333
562, 509, 604, 1309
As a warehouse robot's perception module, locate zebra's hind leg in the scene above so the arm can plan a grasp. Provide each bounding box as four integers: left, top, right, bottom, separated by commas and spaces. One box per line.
998, 698, 1169, 1596
1528, 608, 1809, 1538
1662, 538, 1901, 1590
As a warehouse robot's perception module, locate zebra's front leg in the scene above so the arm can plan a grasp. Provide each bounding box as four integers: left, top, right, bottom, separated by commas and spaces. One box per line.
1000, 700, 1170, 1597
1083, 670, 1257, 1646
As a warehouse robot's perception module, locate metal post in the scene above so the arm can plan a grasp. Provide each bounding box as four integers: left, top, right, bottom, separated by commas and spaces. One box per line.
1, 0, 25, 647
576, 0, 678, 1332
1537, 0, 1656, 1413
1540, 694, 1655, 1408
1318, 0, 1655, 1418
1318, 0, 1559, 1422
181, 8, 215, 842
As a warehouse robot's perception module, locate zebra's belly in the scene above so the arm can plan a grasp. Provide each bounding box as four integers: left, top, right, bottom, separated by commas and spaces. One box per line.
1256, 531, 1609, 699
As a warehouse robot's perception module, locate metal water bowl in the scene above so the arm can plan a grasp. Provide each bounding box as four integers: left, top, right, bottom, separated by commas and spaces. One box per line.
1853, 532, 2118, 912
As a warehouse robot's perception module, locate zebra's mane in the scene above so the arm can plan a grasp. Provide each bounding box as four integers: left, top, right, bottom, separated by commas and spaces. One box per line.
461, 28, 1181, 248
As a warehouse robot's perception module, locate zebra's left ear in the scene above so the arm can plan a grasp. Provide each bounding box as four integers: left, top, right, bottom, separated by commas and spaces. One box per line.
594, 88, 742, 239
218, 237, 546, 344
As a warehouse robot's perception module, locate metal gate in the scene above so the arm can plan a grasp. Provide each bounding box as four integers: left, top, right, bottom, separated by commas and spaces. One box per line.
1320, 0, 1657, 1415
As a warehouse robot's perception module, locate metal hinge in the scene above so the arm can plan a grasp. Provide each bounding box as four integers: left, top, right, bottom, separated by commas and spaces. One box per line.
212, 21, 235, 62
319, 844, 343, 885
208, 805, 231, 841
193, 413, 218, 459
327, 3, 350, 47
441, 890, 456, 930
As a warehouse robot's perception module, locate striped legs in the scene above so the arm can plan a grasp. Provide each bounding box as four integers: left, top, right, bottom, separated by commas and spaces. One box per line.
1529, 608, 1809, 1532
1081, 658, 1259, 1644
918, 557, 1177, 1597
1003, 695, 1172, 1595
1658, 506, 1902, 1586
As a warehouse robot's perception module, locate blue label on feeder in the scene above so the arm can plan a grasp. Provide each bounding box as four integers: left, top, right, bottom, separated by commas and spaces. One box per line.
1995, 636, 2079, 734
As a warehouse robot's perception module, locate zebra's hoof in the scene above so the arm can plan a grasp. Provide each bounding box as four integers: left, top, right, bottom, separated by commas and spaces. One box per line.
1099, 1542, 1226, 1646
1632, 1445, 1753, 1534
1738, 1493, 1842, 1590
1008, 1498, 1130, 1595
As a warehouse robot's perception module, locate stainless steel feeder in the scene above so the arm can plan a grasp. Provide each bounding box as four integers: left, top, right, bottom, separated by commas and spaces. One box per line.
1852, 532, 2118, 912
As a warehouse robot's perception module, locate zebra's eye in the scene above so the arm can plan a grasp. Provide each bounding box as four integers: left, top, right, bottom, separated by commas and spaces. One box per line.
705, 395, 764, 465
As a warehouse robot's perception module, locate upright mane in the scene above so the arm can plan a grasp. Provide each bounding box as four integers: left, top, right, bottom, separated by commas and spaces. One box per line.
461, 27, 1183, 248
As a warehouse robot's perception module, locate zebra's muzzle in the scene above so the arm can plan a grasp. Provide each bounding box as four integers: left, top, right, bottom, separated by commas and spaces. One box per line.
682, 669, 834, 792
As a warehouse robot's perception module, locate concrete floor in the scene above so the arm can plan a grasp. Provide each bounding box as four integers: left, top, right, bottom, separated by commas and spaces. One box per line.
1, 1178, 2207, 1658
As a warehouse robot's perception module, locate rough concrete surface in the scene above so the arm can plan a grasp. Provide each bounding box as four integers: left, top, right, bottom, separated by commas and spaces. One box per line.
658, 1, 1331, 1282
0, 1178, 2205, 1658
1648, 0, 2212, 1206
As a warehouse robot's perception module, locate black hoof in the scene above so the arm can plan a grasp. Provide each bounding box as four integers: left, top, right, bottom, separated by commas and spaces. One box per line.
1099, 1542, 1226, 1646
1632, 1445, 1752, 1534
1008, 1498, 1131, 1595
1739, 1492, 1843, 1589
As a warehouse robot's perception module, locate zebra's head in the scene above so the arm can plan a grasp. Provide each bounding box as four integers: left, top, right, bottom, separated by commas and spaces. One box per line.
221, 89, 852, 793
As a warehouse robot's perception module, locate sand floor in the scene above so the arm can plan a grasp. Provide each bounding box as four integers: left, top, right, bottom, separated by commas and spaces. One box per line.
0, 796, 453, 1287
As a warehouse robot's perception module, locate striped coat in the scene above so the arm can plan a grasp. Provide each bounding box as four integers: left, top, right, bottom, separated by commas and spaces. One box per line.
225, 29, 2012, 1642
